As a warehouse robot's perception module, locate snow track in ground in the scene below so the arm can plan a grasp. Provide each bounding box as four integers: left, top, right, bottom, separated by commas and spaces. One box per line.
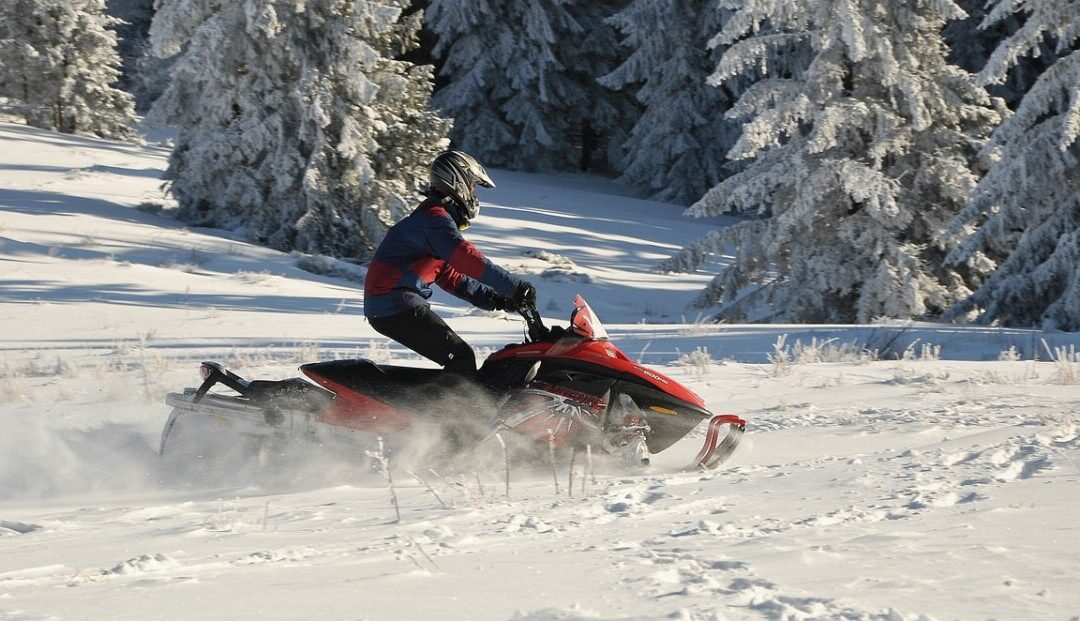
2, 361, 1076, 620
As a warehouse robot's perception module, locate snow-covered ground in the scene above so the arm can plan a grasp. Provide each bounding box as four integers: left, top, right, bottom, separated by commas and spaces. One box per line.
1, 123, 1079, 620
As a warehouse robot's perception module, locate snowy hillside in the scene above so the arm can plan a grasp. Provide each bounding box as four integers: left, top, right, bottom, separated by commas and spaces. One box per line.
2, 123, 1079, 620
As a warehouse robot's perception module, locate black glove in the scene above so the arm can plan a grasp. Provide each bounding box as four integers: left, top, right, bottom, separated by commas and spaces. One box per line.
514, 281, 537, 310
491, 294, 518, 312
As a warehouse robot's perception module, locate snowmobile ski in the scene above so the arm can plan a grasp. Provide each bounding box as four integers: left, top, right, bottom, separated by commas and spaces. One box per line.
692, 414, 746, 470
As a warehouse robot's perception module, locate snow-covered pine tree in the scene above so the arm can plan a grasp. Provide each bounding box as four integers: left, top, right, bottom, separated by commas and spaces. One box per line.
105, 0, 152, 93
366, 0, 454, 206
0, 0, 138, 140
149, 0, 450, 259
600, 0, 743, 205
105, 0, 173, 111
660, 0, 1006, 323
944, 0, 1054, 108
426, 0, 633, 171
564, 1, 639, 172
942, 0, 1080, 330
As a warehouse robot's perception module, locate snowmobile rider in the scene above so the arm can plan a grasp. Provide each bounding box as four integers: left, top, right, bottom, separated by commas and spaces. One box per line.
363, 150, 536, 375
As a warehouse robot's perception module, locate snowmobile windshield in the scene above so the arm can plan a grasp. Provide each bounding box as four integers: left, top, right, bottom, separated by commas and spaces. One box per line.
569, 295, 608, 341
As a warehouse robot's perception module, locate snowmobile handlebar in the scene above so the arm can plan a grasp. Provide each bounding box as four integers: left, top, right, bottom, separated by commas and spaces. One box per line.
519, 303, 549, 343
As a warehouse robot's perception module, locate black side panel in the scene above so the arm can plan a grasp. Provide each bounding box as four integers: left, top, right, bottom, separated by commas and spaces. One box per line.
301, 359, 485, 413
245, 378, 335, 413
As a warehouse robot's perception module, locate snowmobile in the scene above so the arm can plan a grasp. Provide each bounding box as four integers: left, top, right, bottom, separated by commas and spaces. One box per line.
161, 296, 745, 471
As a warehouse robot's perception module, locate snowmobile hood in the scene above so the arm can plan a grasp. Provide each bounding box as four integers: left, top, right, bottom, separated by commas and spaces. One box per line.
487, 339, 706, 410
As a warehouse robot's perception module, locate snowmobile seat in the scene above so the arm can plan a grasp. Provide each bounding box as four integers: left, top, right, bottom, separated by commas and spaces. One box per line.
301, 359, 466, 410
303, 359, 441, 389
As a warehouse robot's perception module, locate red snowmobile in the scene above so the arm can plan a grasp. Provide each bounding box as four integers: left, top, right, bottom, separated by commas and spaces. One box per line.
161, 296, 744, 470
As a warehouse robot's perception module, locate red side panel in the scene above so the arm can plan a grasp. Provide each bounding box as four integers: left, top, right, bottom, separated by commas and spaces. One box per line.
487, 342, 557, 360
488, 340, 707, 409
310, 377, 412, 434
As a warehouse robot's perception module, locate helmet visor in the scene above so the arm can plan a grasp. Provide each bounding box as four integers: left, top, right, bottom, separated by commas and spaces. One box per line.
473, 164, 496, 189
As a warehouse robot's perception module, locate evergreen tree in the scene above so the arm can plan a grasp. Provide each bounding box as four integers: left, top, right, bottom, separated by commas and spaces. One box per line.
943, 0, 1054, 108
105, 0, 152, 92
943, 0, 1080, 330
368, 0, 454, 210
426, 0, 633, 171
565, 1, 639, 172
149, 0, 451, 259
105, 0, 173, 111
0, 0, 138, 141
600, 0, 742, 205
660, 0, 1005, 323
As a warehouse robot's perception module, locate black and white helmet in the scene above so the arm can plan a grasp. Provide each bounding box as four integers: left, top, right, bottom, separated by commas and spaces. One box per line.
429, 150, 496, 227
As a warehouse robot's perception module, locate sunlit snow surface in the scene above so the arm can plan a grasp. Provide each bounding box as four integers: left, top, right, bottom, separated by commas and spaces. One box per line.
1, 123, 1079, 620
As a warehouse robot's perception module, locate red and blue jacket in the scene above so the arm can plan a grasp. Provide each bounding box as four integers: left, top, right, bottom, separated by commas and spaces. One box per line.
363, 193, 522, 318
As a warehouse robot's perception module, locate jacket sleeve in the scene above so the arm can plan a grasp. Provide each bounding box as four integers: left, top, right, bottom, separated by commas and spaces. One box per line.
423, 206, 522, 298
435, 263, 501, 310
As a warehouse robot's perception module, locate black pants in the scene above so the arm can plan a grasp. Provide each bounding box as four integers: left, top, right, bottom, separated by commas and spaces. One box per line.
368, 305, 477, 375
